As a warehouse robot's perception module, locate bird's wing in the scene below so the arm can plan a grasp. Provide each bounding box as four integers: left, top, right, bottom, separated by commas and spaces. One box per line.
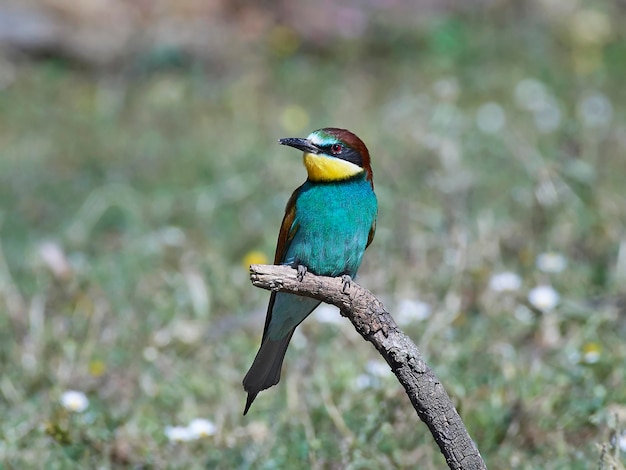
366, 219, 376, 249
273, 186, 301, 264
260, 184, 303, 340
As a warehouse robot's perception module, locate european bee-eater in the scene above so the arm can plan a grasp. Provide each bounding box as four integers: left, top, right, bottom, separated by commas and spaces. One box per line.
243, 127, 378, 415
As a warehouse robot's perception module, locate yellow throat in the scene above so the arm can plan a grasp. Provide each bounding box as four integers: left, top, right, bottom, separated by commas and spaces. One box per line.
303, 153, 363, 182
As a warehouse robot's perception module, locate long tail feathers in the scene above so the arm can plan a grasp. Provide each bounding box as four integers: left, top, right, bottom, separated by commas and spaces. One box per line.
242, 330, 294, 415
243, 392, 258, 416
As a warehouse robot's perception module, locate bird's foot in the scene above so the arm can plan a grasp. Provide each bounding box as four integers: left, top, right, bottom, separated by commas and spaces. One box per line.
341, 275, 352, 293
297, 265, 308, 282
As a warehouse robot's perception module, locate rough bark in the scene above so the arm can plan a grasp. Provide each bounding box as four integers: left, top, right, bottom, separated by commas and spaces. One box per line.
249, 264, 487, 470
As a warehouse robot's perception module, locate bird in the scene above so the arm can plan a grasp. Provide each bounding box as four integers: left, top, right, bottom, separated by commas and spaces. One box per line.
242, 127, 378, 415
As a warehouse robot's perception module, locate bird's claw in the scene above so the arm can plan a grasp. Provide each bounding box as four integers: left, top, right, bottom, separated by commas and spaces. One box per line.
297, 265, 308, 282
341, 275, 352, 293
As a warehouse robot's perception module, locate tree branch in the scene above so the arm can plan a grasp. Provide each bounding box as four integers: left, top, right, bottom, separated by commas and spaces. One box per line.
249, 264, 486, 470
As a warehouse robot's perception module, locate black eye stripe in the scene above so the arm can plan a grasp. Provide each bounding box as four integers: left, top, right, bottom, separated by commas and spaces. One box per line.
322, 145, 362, 167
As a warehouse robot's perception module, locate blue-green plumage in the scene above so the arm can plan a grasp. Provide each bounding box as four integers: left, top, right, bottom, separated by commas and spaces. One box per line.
269, 176, 377, 340
286, 178, 377, 276
243, 128, 377, 414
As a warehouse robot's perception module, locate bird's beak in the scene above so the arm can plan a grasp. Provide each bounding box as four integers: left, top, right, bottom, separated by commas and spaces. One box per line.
279, 137, 321, 154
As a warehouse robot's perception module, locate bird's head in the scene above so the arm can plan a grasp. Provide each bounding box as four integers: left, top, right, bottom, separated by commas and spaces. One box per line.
279, 128, 373, 187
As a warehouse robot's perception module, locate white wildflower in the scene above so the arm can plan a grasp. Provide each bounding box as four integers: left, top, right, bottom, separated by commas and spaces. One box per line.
153, 328, 171, 347
165, 425, 194, 442
354, 374, 375, 390
60, 390, 89, 413
396, 299, 431, 325
583, 350, 601, 364
577, 92, 613, 128
528, 285, 560, 312
38, 240, 71, 278
535, 178, 558, 207
476, 102, 506, 134
142, 346, 159, 362
514, 305, 534, 324
172, 320, 204, 344
533, 98, 562, 133
488, 272, 522, 292
158, 226, 186, 247
314, 304, 343, 324
188, 418, 217, 438
618, 431, 626, 452
581, 343, 602, 364
514, 78, 549, 111
536, 252, 568, 273
433, 77, 460, 101
365, 360, 392, 378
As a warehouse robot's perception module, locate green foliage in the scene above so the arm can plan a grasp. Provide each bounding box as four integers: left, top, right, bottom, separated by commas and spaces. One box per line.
1, 9, 626, 469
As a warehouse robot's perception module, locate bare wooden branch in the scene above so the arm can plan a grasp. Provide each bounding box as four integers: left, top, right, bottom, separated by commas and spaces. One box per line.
249, 264, 486, 470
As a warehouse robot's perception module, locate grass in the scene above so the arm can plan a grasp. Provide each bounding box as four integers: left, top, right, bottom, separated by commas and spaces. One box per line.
1, 9, 626, 469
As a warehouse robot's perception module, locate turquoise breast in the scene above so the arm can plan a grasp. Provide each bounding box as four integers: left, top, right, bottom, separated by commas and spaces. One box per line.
283, 175, 377, 277
267, 174, 377, 340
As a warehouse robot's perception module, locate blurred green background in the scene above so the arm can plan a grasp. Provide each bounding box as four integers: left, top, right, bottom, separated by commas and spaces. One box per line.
1, 0, 626, 468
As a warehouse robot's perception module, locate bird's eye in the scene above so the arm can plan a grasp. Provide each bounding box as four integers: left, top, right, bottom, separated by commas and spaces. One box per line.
331, 144, 343, 155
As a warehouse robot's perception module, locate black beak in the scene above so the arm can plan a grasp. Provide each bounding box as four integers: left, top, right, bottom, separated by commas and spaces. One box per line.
278, 137, 320, 154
